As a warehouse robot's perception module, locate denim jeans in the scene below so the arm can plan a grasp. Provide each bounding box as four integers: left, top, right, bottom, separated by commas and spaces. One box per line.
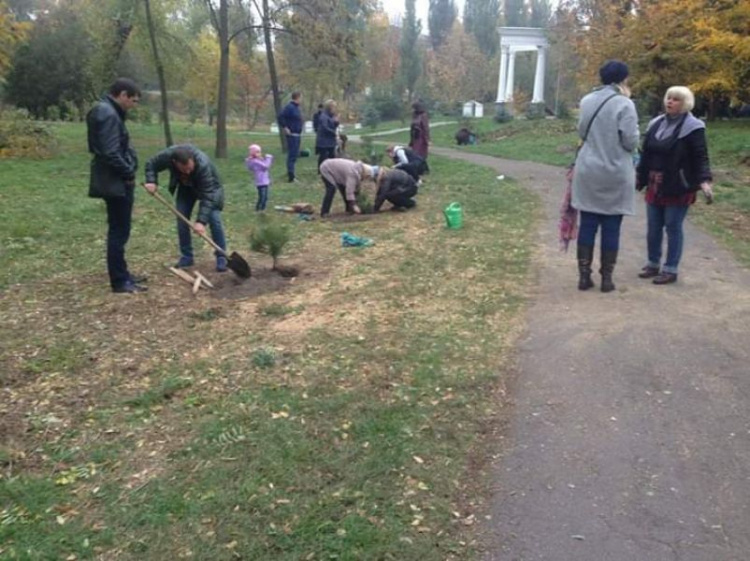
286, 135, 300, 178
104, 185, 134, 288
256, 185, 269, 211
578, 211, 624, 251
175, 187, 226, 261
646, 203, 690, 273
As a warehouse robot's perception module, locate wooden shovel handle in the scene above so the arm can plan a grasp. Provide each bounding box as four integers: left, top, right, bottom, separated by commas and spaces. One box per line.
145, 186, 228, 257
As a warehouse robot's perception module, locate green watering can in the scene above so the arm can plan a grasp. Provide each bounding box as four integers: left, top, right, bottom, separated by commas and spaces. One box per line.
444, 202, 463, 229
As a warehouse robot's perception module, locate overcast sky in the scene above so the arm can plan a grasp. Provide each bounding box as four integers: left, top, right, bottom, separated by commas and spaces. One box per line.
378, 0, 558, 31
379, 0, 464, 29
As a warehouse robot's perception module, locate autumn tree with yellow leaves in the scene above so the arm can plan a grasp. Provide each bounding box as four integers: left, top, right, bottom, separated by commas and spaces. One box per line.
0, 0, 29, 77
554, 0, 750, 118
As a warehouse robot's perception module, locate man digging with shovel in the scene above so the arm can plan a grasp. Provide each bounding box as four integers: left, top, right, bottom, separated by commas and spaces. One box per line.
144, 145, 232, 273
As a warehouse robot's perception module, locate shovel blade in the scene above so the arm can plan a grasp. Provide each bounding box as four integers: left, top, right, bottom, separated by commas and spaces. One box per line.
228, 252, 251, 279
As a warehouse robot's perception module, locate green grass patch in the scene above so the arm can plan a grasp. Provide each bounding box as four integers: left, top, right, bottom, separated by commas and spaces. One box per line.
124, 376, 193, 409
379, 116, 750, 267
0, 121, 537, 560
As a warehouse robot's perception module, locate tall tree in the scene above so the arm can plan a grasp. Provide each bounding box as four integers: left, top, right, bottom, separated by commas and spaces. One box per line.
0, 0, 30, 76
464, 0, 500, 56
143, 0, 173, 146
428, 0, 456, 50
528, 0, 550, 27
504, 0, 526, 26
427, 22, 492, 103
260, 0, 285, 152
5, 6, 94, 118
399, 0, 422, 101
78, 0, 137, 93
205, 0, 230, 158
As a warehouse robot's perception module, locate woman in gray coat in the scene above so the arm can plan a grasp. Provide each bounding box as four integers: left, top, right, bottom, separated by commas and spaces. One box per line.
572, 60, 640, 293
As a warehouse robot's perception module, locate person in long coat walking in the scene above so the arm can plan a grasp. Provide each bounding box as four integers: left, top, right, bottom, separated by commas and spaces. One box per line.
572, 60, 640, 293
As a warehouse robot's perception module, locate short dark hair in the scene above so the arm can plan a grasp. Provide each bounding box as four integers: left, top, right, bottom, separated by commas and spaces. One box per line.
109, 78, 141, 98
291, 91, 302, 101
171, 147, 194, 165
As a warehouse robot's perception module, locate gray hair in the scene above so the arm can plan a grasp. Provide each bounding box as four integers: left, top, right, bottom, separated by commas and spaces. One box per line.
664, 86, 695, 113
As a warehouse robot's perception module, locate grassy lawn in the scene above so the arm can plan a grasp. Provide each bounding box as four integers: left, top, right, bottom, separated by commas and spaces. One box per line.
0, 122, 538, 559
380, 115, 750, 267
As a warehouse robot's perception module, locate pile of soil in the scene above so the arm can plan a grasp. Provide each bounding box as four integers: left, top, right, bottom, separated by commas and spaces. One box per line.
210, 266, 310, 300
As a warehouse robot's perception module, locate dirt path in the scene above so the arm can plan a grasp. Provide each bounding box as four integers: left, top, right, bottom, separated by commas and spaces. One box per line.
432, 147, 750, 561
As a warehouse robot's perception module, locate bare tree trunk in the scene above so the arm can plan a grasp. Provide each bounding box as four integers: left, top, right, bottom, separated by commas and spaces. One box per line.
262, 0, 287, 153
144, 0, 173, 147
215, 0, 230, 158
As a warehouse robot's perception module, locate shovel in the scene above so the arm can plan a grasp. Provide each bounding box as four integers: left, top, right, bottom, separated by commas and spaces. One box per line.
144, 186, 251, 279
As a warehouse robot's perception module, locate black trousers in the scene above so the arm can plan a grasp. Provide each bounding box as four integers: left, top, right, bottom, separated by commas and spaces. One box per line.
317, 147, 336, 171
104, 185, 134, 289
321, 179, 349, 215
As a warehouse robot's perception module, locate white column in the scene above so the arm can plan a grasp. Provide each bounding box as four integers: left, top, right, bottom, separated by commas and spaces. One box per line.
505, 50, 517, 102
532, 46, 547, 103
496, 45, 509, 103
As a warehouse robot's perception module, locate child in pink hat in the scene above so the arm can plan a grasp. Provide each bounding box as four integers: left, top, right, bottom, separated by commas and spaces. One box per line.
245, 144, 274, 211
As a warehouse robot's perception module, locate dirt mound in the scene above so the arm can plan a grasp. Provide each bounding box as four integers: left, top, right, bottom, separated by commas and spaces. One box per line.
210, 266, 310, 300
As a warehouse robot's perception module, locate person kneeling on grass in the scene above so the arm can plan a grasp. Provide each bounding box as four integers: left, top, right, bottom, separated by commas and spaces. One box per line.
143, 145, 229, 272
373, 168, 419, 212
319, 159, 379, 217
385, 144, 429, 181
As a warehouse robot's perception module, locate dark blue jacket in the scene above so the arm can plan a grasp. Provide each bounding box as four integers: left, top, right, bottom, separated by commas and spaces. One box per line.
277, 101, 303, 134
316, 110, 339, 149
87, 96, 138, 198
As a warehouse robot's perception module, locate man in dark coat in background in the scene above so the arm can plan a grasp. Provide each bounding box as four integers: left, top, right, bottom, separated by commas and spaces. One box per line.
87, 77, 145, 293
315, 99, 339, 170
312, 103, 323, 134
277, 91, 304, 182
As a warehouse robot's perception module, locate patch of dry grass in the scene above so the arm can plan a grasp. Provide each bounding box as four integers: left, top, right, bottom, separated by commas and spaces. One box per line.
1, 123, 538, 560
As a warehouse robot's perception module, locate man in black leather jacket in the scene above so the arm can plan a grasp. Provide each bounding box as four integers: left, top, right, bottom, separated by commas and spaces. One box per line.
143, 145, 228, 272
87, 78, 144, 293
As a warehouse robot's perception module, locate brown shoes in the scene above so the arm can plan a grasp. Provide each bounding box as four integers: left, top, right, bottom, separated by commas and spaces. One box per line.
638, 266, 660, 279
652, 272, 678, 285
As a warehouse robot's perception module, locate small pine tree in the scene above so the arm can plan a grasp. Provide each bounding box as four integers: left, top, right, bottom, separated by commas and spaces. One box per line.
249, 216, 291, 271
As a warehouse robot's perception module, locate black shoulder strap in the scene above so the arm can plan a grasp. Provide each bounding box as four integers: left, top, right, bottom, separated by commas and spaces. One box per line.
582, 93, 620, 142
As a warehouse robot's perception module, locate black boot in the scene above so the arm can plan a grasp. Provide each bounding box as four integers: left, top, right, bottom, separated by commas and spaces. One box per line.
577, 244, 595, 291
600, 250, 618, 293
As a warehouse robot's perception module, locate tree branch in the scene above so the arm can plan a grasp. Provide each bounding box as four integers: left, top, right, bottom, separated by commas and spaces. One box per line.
204, 0, 220, 32
229, 24, 291, 43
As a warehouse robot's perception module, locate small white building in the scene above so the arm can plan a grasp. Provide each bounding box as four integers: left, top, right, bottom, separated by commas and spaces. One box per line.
270, 123, 279, 133
463, 101, 484, 118
304, 120, 314, 134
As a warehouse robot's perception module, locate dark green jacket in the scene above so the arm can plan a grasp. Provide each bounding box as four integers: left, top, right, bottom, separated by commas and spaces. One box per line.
144, 145, 225, 224
87, 96, 138, 198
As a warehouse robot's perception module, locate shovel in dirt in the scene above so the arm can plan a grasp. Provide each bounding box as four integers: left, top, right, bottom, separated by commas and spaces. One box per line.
144, 186, 251, 279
